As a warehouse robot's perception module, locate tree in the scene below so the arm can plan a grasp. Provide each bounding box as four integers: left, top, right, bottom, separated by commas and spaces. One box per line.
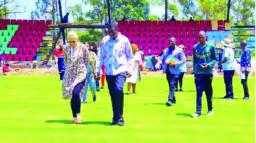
0, 7, 9, 18
166, 2, 179, 19
81, 0, 150, 23
231, 0, 255, 25
81, 0, 106, 23
0, 0, 15, 18
196, 0, 227, 20
148, 15, 160, 20
69, 4, 87, 23
150, 0, 179, 20
77, 29, 103, 44
30, 0, 53, 20
177, 0, 199, 19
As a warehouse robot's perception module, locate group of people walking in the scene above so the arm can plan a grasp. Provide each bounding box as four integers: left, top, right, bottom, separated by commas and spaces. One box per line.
59, 22, 251, 125
162, 30, 251, 118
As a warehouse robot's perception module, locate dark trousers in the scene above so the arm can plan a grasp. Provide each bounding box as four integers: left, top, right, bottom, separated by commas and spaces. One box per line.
70, 81, 85, 117
224, 70, 235, 98
194, 74, 213, 114
166, 72, 179, 103
176, 72, 185, 90
106, 72, 127, 121
57, 57, 65, 80
241, 71, 250, 97
96, 79, 100, 90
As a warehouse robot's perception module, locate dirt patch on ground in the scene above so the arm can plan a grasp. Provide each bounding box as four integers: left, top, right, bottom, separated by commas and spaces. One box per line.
8, 67, 58, 76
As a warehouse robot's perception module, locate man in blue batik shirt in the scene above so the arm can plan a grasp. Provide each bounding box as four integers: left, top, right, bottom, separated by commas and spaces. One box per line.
236, 40, 251, 100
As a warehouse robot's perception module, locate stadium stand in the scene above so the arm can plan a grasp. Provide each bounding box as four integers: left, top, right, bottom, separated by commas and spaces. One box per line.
0, 19, 51, 61
118, 20, 231, 56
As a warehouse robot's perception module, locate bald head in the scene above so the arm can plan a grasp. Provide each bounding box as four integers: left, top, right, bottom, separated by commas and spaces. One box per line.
198, 31, 206, 45
168, 37, 176, 48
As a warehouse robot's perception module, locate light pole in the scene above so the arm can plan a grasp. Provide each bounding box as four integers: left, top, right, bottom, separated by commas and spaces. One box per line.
165, 0, 168, 21
4, 0, 7, 18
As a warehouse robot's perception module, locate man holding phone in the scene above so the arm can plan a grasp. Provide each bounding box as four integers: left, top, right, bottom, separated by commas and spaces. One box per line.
192, 31, 217, 118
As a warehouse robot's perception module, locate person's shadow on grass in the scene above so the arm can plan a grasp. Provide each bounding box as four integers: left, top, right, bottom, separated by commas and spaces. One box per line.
176, 113, 192, 118
46, 120, 110, 125
213, 96, 238, 100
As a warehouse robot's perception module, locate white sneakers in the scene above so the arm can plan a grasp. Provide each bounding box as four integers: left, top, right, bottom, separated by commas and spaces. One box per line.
207, 110, 214, 116
192, 113, 201, 118
192, 110, 214, 118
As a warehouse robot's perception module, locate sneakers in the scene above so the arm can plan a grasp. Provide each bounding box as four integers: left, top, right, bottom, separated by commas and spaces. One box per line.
72, 117, 82, 124
243, 96, 249, 100
166, 101, 173, 106
207, 110, 214, 116
110, 118, 125, 126
192, 112, 201, 118
117, 118, 125, 126
192, 111, 214, 118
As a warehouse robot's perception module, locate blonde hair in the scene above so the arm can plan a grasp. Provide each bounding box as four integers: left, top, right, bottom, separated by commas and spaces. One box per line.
131, 44, 138, 54
67, 31, 79, 41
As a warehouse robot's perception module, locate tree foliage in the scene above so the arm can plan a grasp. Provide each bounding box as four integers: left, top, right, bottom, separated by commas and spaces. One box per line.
69, 4, 87, 23
0, 7, 9, 18
177, 0, 198, 19
167, 2, 179, 18
0, 0, 14, 18
76, 29, 103, 44
196, 0, 227, 20
81, 0, 150, 22
231, 0, 255, 25
30, 0, 53, 20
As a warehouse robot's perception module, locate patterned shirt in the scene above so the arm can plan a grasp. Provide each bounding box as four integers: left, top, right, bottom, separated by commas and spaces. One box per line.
97, 33, 133, 75
62, 43, 90, 98
193, 42, 217, 75
240, 48, 251, 69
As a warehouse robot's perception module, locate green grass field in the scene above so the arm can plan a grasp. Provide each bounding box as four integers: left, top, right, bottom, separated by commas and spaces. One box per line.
0, 75, 254, 143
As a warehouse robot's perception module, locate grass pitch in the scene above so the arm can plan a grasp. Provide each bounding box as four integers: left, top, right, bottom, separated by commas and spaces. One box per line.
0, 74, 254, 143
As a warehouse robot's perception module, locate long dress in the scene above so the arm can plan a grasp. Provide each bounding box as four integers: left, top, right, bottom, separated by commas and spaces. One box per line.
126, 52, 142, 83
62, 43, 90, 99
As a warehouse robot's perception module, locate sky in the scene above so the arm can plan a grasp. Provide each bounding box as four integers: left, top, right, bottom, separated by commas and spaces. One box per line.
7, 0, 164, 20
8, 0, 78, 19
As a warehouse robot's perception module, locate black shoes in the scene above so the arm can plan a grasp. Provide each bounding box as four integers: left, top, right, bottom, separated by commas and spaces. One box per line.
93, 95, 96, 102
111, 118, 125, 126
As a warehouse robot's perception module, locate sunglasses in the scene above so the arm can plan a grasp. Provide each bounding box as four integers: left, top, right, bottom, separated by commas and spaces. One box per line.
68, 40, 76, 44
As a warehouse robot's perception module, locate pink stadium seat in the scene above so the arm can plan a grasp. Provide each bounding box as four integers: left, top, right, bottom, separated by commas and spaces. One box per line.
20, 55, 27, 61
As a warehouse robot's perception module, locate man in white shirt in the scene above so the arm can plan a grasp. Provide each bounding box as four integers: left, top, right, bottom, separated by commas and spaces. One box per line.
219, 38, 236, 99
97, 22, 133, 126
